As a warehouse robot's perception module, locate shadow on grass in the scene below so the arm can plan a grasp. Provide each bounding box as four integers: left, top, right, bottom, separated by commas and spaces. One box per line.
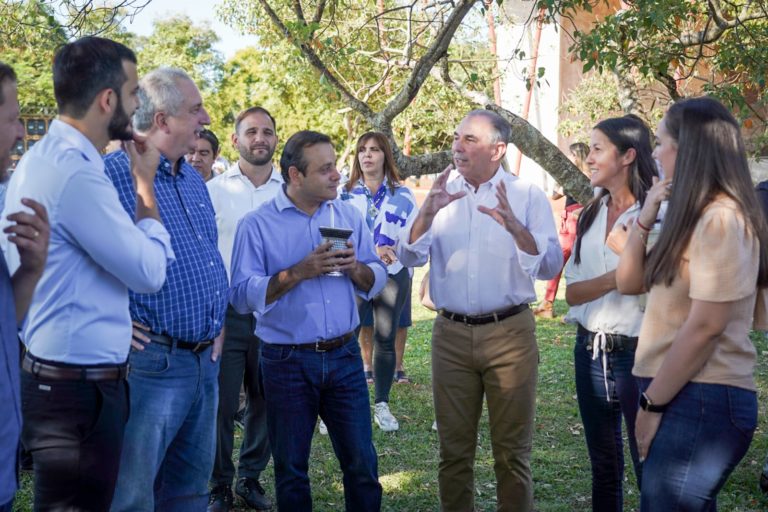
13, 299, 768, 511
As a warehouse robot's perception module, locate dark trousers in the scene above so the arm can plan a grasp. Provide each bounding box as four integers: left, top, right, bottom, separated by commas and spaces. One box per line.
357, 267, 410, 404
261, 338, 381, 511
21, 370, 129, 511
212, 306, 270, 486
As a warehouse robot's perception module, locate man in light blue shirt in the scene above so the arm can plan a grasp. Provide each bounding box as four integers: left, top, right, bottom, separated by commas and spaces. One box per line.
230, 130, 386, 511
1, 37, 174, 511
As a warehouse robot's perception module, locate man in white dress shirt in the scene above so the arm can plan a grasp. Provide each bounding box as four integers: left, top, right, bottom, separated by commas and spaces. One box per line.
207, 107, 283, 512
399, 110, 562, 512
1, 37, 174, 511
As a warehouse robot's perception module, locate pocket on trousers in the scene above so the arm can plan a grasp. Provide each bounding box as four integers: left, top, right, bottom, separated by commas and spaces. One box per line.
128, 348, 170, 375
260, 344, 294, 363
727, 387, 757, 438
341, 340, 361, 358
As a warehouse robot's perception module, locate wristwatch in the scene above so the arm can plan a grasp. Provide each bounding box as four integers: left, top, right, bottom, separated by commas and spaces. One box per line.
639, 392, 667, 413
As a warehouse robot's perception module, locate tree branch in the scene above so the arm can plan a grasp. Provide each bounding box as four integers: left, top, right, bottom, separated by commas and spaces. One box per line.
377, 0, 477, 125
487, 104, 593, 205
256, 0, 376, 121
680, 0, 766, 45
312, 0, 327, 25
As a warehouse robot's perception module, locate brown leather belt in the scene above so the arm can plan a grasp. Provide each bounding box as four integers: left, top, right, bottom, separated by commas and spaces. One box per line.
440, 304, 529, 326
269, 332, 355, 352
22, 353, 128, 381
141, 330, 213, 354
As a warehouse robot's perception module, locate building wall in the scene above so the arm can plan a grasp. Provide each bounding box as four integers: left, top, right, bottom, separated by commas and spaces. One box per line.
498, 1, 620, 192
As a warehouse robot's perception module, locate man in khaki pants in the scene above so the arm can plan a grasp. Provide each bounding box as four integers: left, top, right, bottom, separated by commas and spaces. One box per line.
399, 110, 562, 511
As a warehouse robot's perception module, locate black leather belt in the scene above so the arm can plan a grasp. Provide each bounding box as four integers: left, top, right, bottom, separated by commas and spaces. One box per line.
269, 332, 355, 352
23, 353, 128, 381
440, 304, 529, 326
142, 330, 213, 354
577, 324, 638, 352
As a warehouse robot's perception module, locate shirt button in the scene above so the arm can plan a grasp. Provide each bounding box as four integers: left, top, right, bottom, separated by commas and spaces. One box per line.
326, 300, 330, 304
198, 235, 202, 240
216, 291, 220, 296
209, 261, 214, 266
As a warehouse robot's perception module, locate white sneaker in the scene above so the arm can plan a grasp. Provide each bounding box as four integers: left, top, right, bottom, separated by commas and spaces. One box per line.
432, 420, 438, 432
318, 419, 328, 435
374, 402, 399, 432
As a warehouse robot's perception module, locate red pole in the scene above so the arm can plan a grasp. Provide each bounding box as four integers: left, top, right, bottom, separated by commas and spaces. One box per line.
512, 7, 546, 176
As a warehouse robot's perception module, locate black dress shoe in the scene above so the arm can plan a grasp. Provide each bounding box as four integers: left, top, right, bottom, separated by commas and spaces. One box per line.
235, 477, 272, 511
760, 470, 768, 494
208, 484, 233, 512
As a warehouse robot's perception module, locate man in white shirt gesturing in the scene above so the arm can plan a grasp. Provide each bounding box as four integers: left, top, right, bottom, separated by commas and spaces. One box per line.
399, 109, 562, 512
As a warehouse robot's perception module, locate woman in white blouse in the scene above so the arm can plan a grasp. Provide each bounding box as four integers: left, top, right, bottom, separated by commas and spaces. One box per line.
564, 116, 657, 511
339, 132, 418, 432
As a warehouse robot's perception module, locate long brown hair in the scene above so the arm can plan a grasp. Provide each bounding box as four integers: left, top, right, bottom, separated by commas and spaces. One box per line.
644, 97, 768, 288
345, 132, 401, 194
573, 116, 657, 264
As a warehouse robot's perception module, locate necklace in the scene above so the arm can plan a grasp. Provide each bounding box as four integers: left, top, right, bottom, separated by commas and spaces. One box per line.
362, 179, 387, 221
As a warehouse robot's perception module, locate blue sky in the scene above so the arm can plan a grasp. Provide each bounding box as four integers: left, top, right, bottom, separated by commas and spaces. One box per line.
122, 0, 258, 58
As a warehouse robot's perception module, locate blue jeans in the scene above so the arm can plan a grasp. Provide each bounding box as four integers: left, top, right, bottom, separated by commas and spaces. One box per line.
638, 378, 756, 511
261, 338, 381, 512
111, 342, 219, 512
574, 336, 642, 512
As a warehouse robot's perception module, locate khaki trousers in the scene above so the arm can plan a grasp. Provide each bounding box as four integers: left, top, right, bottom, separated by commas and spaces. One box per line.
432, 310, 538, 512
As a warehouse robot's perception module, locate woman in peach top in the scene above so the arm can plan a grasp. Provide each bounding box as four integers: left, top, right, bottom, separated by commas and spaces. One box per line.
615, 97, 768, 510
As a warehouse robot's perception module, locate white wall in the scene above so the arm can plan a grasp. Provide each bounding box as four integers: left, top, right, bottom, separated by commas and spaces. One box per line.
498, 3, 561, 194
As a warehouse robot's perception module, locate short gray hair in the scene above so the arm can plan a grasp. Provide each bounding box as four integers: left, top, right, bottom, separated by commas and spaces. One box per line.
133, 67, 193, 132
465, 109, 511, 145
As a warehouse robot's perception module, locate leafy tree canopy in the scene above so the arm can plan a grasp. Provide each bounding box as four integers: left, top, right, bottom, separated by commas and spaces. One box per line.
546, 0, 768, 155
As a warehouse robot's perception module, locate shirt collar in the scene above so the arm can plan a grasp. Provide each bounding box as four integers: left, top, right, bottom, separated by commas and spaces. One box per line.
156, 154, 192, 178
356, 176, 389, 189
599, 193, 641, 213
48, 119, 103, 167
225, 163, 284, 184
456, 165, 506, 191
275, 184, 336, 216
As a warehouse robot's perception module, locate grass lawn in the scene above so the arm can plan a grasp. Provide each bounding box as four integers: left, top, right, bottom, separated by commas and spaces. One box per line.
13, 266, 768, 511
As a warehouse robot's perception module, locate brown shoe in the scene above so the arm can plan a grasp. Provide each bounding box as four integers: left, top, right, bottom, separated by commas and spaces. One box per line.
533, 300, 555, 319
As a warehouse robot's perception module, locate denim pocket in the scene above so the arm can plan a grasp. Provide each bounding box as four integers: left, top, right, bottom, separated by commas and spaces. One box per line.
726, 387, 757, 439
128, 348, 170, 375
341, 340, 361, 358
260, 344, 294, 363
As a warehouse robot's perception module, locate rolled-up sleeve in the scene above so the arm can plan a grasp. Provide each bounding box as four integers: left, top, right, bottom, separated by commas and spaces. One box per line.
229, 215, 276, 316
59, 172, 174, 293
397, 216, 432, 268
517, 185, 562, 280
